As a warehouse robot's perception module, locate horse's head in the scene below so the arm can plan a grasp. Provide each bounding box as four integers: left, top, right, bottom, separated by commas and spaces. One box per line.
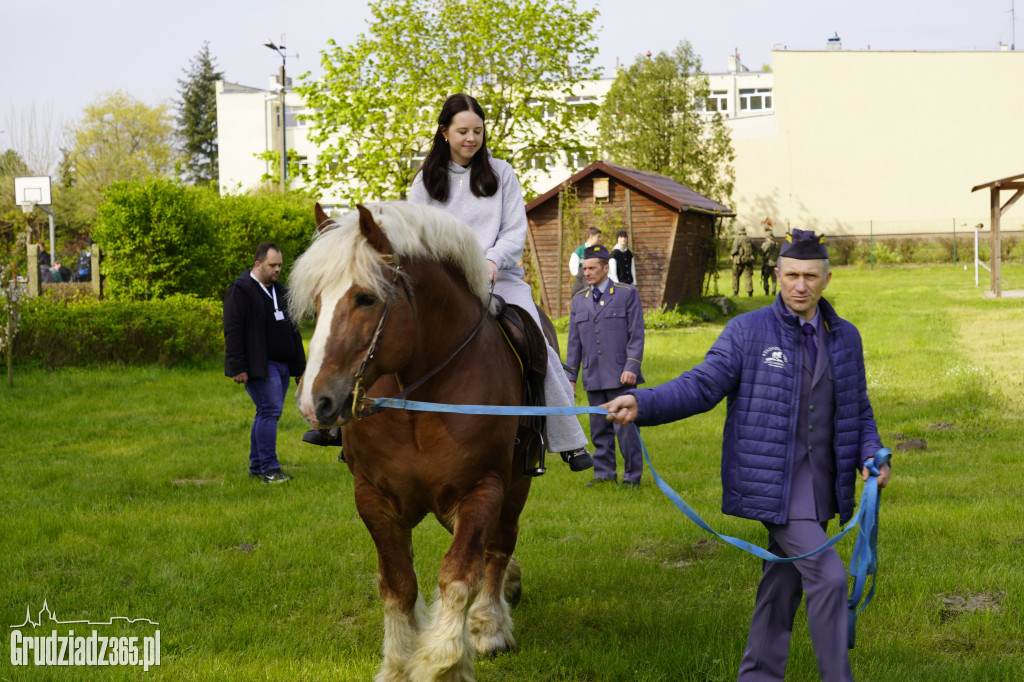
291, 205, 416, 428
289, 201, 494, 429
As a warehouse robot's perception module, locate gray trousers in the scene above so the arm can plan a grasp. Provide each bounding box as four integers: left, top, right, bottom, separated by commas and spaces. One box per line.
586, 387, 642, 483
737, 519, 853, 682
492, 269, 587, 454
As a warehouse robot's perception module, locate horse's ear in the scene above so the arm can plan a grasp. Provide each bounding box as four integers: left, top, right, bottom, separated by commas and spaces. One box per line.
314, 202, 332, 234
356, 204, 392, 254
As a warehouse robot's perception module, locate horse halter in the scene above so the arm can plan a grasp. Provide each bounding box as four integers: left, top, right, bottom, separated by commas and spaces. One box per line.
349, 256, 491, 423
350, 254, 409, 421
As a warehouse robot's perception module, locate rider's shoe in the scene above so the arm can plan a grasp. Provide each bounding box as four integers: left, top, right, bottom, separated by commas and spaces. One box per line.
560, 448, 593, 472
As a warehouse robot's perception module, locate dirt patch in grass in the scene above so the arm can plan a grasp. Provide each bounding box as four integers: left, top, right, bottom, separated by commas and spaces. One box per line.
634, 537, 720, 569
938, 590, 1004, 623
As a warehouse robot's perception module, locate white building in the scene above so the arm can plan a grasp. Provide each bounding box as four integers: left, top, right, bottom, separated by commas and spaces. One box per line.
214, 56, 773, 208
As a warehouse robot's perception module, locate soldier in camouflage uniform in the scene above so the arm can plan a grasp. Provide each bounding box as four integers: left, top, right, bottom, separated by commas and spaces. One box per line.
729, 226, 756, 297
760, 217, 780, 296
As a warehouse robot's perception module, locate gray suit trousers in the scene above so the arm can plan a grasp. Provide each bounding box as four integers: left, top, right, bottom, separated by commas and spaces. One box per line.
737, 519, 853, 682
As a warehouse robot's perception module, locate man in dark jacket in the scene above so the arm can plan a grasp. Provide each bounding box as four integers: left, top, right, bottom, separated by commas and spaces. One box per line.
603, 229, 890, 681
224, 242, 306, 484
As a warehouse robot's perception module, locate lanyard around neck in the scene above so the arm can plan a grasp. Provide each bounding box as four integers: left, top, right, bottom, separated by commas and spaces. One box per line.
251, 273, 279, 311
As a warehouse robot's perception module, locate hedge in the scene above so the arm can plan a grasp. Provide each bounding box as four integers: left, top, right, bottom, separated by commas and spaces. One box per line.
14, 295, 223, 367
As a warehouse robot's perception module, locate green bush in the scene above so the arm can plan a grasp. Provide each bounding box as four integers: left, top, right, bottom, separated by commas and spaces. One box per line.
828, 237, 858, 266
93, 179, 221, 300
892, 238, 919, 263
213, 189, 317, 288
643, 302, 719, 329
14, 295, 222, 367
92, 179, 317, 301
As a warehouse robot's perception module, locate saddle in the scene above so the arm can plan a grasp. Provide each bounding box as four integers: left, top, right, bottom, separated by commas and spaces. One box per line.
492, 296, 549, 477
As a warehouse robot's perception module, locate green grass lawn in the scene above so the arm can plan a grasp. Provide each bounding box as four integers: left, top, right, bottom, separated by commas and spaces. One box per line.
2, 264, 1023, 680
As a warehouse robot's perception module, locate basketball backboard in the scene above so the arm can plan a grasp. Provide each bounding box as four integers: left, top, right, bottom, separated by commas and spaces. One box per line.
14, 176, 52, 209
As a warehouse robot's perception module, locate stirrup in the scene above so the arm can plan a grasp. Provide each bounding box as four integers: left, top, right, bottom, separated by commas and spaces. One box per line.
523, 450, 546, 477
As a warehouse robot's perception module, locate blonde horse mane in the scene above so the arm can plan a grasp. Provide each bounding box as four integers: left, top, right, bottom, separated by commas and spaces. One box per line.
288, 201, 496, 321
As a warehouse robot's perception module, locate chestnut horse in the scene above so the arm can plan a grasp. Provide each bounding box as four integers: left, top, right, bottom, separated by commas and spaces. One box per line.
290, 202, 539, 682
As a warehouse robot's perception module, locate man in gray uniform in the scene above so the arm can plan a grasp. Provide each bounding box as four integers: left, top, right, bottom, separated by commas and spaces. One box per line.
603, 229, 891, 680
565, 244, 646, 487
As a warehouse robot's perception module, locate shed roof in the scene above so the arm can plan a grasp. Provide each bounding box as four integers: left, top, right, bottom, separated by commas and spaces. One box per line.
525, 160, 736, 217
971, 172, 1024, 192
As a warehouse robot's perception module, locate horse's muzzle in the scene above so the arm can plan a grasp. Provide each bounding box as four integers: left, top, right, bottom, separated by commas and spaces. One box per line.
311, 374, 356, 427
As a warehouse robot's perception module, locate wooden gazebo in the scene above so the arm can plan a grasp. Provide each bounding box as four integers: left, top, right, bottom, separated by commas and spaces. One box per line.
525, 160, 735, 317
971, 172, 1024, 298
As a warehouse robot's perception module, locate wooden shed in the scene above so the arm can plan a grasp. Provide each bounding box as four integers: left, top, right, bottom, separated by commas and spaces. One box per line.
524, 160, 736, 318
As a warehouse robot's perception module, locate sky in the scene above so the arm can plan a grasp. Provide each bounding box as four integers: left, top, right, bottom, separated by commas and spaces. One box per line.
3, 0, 1020, 172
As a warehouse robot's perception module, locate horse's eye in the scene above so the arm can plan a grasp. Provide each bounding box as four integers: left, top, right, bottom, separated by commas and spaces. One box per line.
355, 293, 377, 307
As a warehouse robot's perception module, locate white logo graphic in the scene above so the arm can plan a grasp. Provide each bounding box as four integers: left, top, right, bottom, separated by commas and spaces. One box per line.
762, 346, 788, 368
10, 600, 160, 671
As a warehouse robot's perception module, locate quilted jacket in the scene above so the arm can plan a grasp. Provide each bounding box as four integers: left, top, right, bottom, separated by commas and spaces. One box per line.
630, 296, 883, 524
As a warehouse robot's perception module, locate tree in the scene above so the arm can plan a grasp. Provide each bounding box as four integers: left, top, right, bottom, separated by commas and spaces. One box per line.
0, 149, 43, 263
294, 0, 601, 203
598, 42, 735, 208
177, 43, 224, 186
62, 91, 177, 226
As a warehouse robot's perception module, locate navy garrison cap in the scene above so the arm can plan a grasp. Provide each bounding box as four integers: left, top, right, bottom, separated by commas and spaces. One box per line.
779, 228, 828, 260
583, 244, 611, 260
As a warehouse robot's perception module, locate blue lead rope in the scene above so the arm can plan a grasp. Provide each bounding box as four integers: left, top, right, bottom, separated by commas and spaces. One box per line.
846, 448, 890, 648
368, 397, 889, 648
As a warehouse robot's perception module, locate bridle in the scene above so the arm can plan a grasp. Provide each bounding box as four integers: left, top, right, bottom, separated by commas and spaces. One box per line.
348, 252, 489, 422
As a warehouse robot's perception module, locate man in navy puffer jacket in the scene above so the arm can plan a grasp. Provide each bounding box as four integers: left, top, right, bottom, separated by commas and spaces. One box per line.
604, 229, 890, 681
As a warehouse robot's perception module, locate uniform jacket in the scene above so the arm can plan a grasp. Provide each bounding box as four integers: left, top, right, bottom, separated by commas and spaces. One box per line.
761, 238, 780, 268
628, 295, 882, 524
223, 270, 306, 381
565, 281, 645, 391
731, 236, 755, 265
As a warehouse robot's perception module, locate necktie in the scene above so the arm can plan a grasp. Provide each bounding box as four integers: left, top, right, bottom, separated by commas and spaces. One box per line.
592, 287, 602, 305
802, 323, 817, 370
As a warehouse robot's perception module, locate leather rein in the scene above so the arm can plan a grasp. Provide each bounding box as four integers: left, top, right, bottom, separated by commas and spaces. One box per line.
349, 253, 490, 422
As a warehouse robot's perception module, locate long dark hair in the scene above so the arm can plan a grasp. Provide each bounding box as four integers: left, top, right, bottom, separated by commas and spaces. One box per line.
419, 93, 499, 201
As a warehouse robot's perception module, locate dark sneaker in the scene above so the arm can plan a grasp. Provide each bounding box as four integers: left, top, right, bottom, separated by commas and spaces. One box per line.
261, 470, 293, 484
621, 480, 640, 489
302, 429, 343, 447
560, 448, 593, 472
585, 477, 616, 487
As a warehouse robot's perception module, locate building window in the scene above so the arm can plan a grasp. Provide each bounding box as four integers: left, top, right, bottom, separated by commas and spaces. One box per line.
527, 98, 555, 121
285, 106, 308, 128
565, 96, 597, 118
565, 150, 590, 169
739, 88, 773, 112
705, 90, 728, 113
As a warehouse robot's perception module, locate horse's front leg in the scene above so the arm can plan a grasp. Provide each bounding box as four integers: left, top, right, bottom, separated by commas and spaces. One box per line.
407, 479, 504, 682
468, 476, 530, 656
355, 478, 426, 682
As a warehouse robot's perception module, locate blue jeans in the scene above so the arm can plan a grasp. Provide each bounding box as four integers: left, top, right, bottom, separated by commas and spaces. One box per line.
244, 359, 290, 475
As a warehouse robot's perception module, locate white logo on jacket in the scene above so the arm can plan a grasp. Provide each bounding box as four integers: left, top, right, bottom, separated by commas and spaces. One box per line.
762, 346, 788, 368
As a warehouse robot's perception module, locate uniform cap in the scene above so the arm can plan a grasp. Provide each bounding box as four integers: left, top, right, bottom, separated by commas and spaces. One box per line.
583, 244, 611, 260
779, 228, 828, 260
